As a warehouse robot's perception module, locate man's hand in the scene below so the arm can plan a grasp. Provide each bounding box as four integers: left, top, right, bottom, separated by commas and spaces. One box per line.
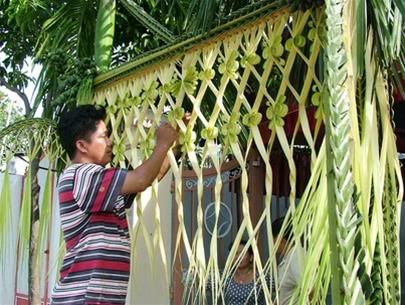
156, 113, 191, 180
121, 123, 177, 194
182, 112, 191, 128
156, 122, 178, 149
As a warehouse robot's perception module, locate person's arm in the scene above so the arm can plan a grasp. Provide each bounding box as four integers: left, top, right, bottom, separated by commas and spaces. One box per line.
155, 113, 189, 182
156, 154, 172, 182
120, 122, 178, 194
156, 145, 182, 181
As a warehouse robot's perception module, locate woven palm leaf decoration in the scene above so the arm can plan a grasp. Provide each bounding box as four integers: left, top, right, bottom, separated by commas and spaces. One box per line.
0, 0, 402, 304
91, 1, 403, 304
0, 118, 65, 296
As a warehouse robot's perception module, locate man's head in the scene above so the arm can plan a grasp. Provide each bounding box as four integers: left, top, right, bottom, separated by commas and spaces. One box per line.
57, 105, 112, 165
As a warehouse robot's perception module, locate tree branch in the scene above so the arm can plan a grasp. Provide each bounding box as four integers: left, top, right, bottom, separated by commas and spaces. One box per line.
0, 77, 32, 115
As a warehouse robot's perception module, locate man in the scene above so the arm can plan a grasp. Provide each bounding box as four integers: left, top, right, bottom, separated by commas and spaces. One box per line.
272, 217, 306, 305
52, 105, 178, 305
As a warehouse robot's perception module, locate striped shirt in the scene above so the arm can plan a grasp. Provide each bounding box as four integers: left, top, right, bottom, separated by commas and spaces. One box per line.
52, 163, 134, 305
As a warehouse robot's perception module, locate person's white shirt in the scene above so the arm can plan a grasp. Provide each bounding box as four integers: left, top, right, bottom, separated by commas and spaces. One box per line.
278, 244, 306, 305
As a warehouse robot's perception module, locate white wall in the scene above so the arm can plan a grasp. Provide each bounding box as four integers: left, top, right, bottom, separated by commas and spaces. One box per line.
0, 158, 62, 304
126, 172, 173, 305
0, 172, 24, 305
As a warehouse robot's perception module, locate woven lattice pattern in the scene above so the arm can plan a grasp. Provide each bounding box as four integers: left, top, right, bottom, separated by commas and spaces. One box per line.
93, 9, 327, 304
0, 0, 401, 303
0, 118, 62, 163
0, 2, 401, 304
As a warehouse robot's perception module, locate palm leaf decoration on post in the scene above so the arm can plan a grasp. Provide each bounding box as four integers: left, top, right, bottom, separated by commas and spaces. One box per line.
0, 118, 64, 304
323, 0, 360, 303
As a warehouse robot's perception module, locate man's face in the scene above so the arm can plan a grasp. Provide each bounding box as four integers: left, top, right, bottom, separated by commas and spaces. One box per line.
83, 120, 113, 166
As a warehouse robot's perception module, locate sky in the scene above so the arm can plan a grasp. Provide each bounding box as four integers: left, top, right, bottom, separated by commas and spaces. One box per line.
0, 54, 41, 117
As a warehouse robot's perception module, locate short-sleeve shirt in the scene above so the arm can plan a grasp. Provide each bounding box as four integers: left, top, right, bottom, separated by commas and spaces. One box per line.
51, 163, 134, 305
278, 245, 305, 305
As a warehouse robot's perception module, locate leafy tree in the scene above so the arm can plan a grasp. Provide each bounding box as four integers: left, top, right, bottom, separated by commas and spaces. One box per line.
0, 1, 53, 116
0, 3, 56, 303
0, 91, 24, 129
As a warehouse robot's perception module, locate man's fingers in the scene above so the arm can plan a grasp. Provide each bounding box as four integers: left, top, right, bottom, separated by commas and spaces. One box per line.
183, 112, 191, 124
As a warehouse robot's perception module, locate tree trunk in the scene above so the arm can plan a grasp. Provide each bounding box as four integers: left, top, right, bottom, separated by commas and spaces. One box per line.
28, 155, 41, 305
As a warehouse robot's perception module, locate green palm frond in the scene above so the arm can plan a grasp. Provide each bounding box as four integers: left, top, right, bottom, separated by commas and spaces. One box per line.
391, 36, 405, 99
393, 0, 405, 15
95, 0, 116, 72
0, 118, 55, 139
335, 0, 404, 99
184, 0, 218, 33
0, 118, 61, 161
119, 0, 176, 44
324, 0, 356, 302
182, 0, 262, 34
18, 166, 32, 263
367, 0, 403, 66
36, 0, 96, 58
0, 170, 12, 275
33, 168, 53, 289
34, 0, 97, 115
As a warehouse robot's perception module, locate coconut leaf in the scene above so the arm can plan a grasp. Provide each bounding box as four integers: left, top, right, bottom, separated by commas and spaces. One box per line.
0, 169, 12, 274
119, 0, 175, 43
95, 0, 116, 72
18, 166, 32, 262
33, 168, 53, 287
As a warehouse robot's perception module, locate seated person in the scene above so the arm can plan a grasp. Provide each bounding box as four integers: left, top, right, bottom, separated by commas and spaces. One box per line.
183, 239, 272, 305
221, 239, 272, 305
272, 217, 306, 305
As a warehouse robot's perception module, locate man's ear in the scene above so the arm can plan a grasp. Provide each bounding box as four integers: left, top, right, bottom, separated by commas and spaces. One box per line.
75, 139, 88, 154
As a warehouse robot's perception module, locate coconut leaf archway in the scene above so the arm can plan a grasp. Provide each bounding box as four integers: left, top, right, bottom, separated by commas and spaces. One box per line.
0, 0, 404, 304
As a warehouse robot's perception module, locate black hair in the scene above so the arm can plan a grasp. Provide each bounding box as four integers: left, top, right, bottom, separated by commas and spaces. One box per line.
229, 238, 253, 256
57, 105, 106, 159
271, 217, 292, 242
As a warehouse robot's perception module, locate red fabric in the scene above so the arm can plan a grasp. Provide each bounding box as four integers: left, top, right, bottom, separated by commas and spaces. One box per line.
259, 104, 318, 143
62, 261, 130, 278
89, 213, 128, 230
59, 191, 74, 203
92, 169, 115, 212
259, 103, 405, 199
